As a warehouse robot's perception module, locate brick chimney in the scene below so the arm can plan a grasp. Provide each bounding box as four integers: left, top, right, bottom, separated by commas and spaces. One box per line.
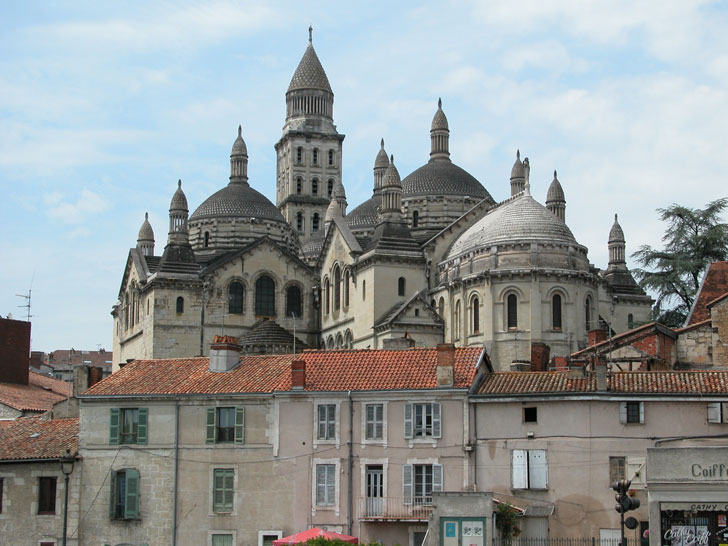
530, 343, 550, 372
0, 317, 31, 385
209, 335, 241, 372
436, 343, 455, 387
291, 359, 306, 390
588, 328, 607, 346
596, 361, 608, 391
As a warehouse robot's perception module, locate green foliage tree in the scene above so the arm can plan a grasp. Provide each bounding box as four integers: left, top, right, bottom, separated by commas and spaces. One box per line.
495, 502, 521, 541
632, 198, 728, 327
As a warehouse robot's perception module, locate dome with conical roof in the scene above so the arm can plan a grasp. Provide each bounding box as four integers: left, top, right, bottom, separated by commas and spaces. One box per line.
170, 180, 188, 211
346, 196, 380, 231
375, 139, 389, 169
231, 125, 247, 156
287, 36, 332, 93
510, 150, 524, 179
137, 212, 154, 242
190, 184, 285, 223
401, 161, 490, 199
546, 170, 565, 202
431, 98, 449, 131
609, 214, 625, 243
447, 194, 578, 260
382, 158, 402, 187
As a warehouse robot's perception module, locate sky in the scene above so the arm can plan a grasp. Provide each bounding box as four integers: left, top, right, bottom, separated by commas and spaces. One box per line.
1, 1, 726, 353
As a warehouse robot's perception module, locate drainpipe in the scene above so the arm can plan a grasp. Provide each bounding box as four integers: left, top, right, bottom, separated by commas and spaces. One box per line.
172, 401, 180, 545
472, 400, 478, 491
347, 390, 354, 535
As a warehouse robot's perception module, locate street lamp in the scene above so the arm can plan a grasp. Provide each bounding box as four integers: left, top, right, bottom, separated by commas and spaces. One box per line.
60, 449, 75, 546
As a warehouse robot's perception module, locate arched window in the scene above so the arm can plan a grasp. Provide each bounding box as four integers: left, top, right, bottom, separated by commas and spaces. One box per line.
176, 296, 184, 314
334, 266, 341, 310
327, 179, 334, 197
296, 177, 302, 194
507, 294, 517, 329
438, 297, 444, 318
413, 210, 419, 228
229, 282, 244, 315
398, 277, 406, 297
628, 313, 634, 330
327, 336, 335, 349
328, 149, 335, 166
585, 296, 592, 331
296, 211, 304, 232
471, 296, 480, 334
454, 300, 461, 340
324, 278, 330, 315
312, 213, 320, 232
344, 330, 353, 348
255, 275, 276, 317
312, 148, 319, 165
335, 333, 343, 348
286, 285, 302, 318
362, 280, 366, 301
312, 179, 319, 196
296, 146, 303, 164
204, 231, 210, 247
344, 270, 350, 307
552, 294, 562, 330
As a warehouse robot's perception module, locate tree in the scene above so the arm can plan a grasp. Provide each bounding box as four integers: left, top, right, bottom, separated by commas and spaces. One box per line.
495, 502, 521, 542
632, 198, 728, 327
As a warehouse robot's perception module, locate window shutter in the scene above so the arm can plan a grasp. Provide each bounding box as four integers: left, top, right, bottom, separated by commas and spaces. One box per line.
529, 450, 548, 489
708, 402, 721, 423
136, 408, 148, 445
327, 405, 336, 440
627, 456, 646, 486
224, 470, 234, 511
433, 464, 443, 492
511, 450, 527, 489
366, 404, 374, 439
124, 468, 140, 519
316, 465, 326, 505
326, 465, 335, 506
619, 402, 627, 424
206, 408, 217, 444
639, 402, 645, 424
722, 403, 728, 423
376, 404, 383, 439
432, 403, 442, 438
318, 406, 326, 439
109, 408, 120, 445
402, 464, 413, 504
404, 403, 413, 439
234, 407, 245, 444
108, 470, 117, 517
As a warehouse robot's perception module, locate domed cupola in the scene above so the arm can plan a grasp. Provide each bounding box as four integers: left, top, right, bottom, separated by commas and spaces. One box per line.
136, 212, 155, 256
325, 179, 347, 229
608, 213, 627, 268
169, 179, 189, 245
380, 155, 403, 221
345, 139, 388, 237
229, 125, 248, 184
285, 27, 334, 124
546, 170, 566, 221
510, 150, 526, 196
430, 98, 450, 162
374, 138, 390, 192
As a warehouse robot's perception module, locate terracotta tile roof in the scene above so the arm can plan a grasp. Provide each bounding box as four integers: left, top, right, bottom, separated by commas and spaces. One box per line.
0, 372, 71, 412
82, 347, 484, 396
0, 417, 78, 461
687, 261, 728, 325
476, 370, 728, 395
569, 321, 675, 358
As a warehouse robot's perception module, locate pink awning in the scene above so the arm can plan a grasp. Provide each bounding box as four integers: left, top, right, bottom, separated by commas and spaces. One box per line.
273, 527, 358, 546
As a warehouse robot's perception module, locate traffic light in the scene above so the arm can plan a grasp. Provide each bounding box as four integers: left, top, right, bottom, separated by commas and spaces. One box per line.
613, 479, 640, 514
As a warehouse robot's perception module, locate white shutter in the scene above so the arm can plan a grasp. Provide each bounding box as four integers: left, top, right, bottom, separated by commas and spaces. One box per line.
432, 403, 442, 438
626, 456, 646, 487
511, 450, 528, 489
375, 404, 383, 439
402, 464, 413, 504
432, 464, 443, 492
639, 402, 645, 424
318, 406, 326, 439
619, 402, 627, 424
404, 403, 413, 439
316, 465, 326, 505
326, 465, 336, 505
707, 402, 721, 423
327, 405, 336, 439
366, 404, 375, 439
529, 450, 548, 489
723, 403, 728, 423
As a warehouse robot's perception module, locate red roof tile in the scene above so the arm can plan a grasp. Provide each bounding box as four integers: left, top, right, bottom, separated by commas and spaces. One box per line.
476, 370, 728, 395
83, 347, 484, 396
0, 417, 78, 461
687, 261, 728, 325
0, 372, 71, 412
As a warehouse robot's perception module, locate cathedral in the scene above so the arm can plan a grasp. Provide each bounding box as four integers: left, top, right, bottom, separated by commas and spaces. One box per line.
111, 31, 652, 370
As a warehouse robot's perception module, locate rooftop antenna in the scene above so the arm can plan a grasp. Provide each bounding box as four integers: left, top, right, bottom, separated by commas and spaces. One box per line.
16, 288, 33, 322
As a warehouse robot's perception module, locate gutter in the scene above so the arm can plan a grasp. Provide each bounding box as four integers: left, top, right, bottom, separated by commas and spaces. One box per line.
172, 401, 180, 546
347, 390, 353, 536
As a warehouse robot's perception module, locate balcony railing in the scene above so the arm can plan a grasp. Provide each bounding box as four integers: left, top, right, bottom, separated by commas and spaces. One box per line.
358, 497, 433, 521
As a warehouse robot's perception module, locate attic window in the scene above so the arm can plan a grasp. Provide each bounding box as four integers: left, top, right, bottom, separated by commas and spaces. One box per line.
415, 308, 420, 317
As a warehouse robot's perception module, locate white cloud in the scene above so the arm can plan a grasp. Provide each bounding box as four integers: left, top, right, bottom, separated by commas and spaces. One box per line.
46, 189, 110, 224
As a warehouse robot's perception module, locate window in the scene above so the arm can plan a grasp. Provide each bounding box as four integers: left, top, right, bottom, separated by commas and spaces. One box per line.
609, 456, 626, 484
229, 282, 244, 315
317, 404, 336, 440
315, 464, 336, 506
334, 267, 341, 310
255, 275, 276, 316
585, 296, 593, 331
398, 277, 406, 297
507, 294, 517, 329
206, 407, 244, 444
0, 477, 3, 513
109, 407, 148, 445
327, 179, 334, 197
471, 296, 480, 333
403, 464, 442, 504
365, 403, 384, 440
296, 211, 304, 232
312, 213, 320, 231
204, 231, 210, 247
523, 407, 537, 423
344, 330, 353, 349
176, 296, 184, 313
324, 278, 330, 315
413, 210, 419, 227
707, 402, 728, 423
296, 146, 303, 164
213, 535, 234, 546
404, 403, 441, 439
620, 401, 644, 424
110, 469, 140, 519
212, 468, 235, 513
453, 300, 461, 340
328, 149, 334, 166
438, 297, 444, 318
296, 177, 302, 194
38, 477, 57, 514
343, 270, 350, 308
552, 294, 562, 330
286, 285, 302, 318
312, 148, 319, 165
511, 449, 548, 489
628, 313, 634, 330
312, 178, 319, 196
362, 280, 366, 301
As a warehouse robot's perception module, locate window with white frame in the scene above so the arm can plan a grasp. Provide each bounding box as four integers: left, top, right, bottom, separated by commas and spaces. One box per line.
365, 403, 384, 440
608, 455, 646, 488
404, 403, 441, 439
317, 404, 336, 440
609, 456, 625, 484
315, 464, 336, 506
212, 468, 235, 513
511, 449, 548, 489
707, 402, 728, 423
619, 402, 644, 424
212, 533, 234, 546
402, 463, 442, 504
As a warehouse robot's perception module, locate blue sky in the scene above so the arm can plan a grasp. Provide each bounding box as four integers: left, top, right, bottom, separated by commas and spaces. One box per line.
1, 1, 726, 353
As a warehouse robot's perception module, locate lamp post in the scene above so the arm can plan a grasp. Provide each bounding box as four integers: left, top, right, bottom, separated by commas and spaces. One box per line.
60, 449, 75, 546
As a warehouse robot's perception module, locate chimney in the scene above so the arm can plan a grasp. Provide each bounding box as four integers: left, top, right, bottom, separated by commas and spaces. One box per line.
596, 361, 608, 391
382, 336, 416, 350
0, 317, 31, 385
530, 343, 550, 372
30, 351, 44, 371
588, 328, 607, 346
569, 363, 586, 378
88, 366, 103, 388
291, 359, 306, 390
436, 343, 455, 387
209, 335, 241, 372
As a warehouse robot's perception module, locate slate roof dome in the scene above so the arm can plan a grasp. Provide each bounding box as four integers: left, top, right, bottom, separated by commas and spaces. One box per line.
447, 194, 578, 260
189, 185, 286, 223
137, 212, 154, 241
345, 196, 379, 230
431, 98, 449, 131
375, 139, 389, 169
231, 125, 247, 155
170, 180, 188, 211
401, 161, 491, 200
511, 150, 525, 179
609, 214, 625, 243
546, 170, 565, 202
287, 32, 332, 93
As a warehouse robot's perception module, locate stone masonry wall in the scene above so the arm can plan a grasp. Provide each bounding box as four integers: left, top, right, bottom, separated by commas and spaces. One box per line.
711, 298, 728, 366
677, 323, 714, 367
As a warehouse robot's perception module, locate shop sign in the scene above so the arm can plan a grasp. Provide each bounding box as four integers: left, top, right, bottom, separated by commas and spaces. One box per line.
663, 526, 710, 546
662, 503, 728, 511
690, 463, 728, 479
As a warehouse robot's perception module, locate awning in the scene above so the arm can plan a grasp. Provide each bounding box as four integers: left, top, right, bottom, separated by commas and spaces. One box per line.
273, 528, 358, 546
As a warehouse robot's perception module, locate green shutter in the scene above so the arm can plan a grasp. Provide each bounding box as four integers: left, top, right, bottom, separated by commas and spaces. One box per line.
136, 408, 148, 445
206, 407, 217, 444
124, 468, 140, 519
109, 408, 120, 445
234, 407, 245, 444
108, 470, 117, 518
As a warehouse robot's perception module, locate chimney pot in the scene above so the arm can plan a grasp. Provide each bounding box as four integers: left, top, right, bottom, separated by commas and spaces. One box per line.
588, 328, 607, 346
209, 336, 241, 372
436, 343, 455, 387
291, 359, 306, 389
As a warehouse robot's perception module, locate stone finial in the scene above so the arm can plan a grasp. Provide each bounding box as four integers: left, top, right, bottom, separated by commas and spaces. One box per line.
308, 25, 313, 43
381, 137, 384, 148
438, 97, 442, 108
238, 125, 242, 137
390, 154, 394, 164
178, 179, 182, 188
554, 169, 558, 179
516, 149, 520, 160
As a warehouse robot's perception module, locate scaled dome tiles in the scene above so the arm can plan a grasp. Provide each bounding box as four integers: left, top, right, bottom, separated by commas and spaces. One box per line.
447, 194, 578, 260
401, 161, 492, 200
189, 184, 286, 223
